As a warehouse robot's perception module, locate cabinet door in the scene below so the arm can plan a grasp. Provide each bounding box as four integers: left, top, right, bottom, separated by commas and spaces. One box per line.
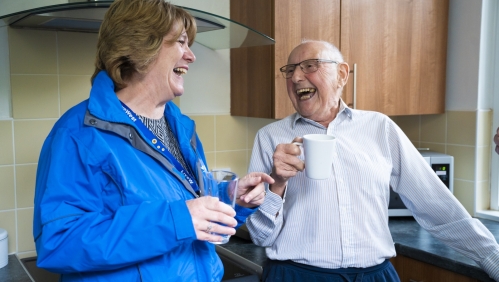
390, 256, 479, 282
340, 0, 449, 116
230, 0, 340, 119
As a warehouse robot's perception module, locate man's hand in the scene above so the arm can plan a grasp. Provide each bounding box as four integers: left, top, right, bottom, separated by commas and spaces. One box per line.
270, 137, 305, 197
494, 127, 499, 155
236, 172, 274, 208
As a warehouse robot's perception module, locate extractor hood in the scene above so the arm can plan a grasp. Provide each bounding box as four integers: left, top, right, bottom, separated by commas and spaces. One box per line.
0, 0, 274, 50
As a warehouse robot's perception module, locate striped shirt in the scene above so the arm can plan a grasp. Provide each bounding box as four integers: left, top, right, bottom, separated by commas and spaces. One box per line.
138, 115, 194, 177
246, 101, 499, 277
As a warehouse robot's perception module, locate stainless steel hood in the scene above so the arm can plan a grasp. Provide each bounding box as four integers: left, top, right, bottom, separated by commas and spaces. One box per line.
0, 0, 274, 50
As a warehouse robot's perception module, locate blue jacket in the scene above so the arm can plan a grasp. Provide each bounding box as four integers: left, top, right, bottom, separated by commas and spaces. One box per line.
33, 71, 253, 281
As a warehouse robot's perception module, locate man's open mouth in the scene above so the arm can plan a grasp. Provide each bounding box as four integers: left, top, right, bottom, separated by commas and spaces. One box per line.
296, 88, 316, 100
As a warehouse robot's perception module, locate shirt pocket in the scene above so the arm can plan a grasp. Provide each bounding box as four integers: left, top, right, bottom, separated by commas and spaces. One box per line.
348, 151, 391, 198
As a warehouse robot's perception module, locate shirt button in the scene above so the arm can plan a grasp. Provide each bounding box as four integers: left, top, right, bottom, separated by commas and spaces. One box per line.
89, 119, 96, 125
129, 133, 133, 139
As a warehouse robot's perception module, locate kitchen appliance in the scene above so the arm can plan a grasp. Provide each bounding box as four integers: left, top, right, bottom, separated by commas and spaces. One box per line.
0, 0, 274, 50
389, 150, 454, 217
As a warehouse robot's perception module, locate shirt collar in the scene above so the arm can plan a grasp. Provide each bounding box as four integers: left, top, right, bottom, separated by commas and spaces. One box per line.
292, 98, 354, 129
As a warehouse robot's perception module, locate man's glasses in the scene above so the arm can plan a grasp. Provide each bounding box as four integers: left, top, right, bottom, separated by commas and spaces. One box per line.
279, 59, 338, 79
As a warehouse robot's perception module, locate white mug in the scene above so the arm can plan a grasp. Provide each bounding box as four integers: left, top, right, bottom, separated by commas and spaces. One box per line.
296, 134, 336, 180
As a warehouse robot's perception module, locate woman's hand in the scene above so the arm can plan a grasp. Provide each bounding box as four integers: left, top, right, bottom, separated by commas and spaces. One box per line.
186, 196, 237, 243
236, 172, 274, 208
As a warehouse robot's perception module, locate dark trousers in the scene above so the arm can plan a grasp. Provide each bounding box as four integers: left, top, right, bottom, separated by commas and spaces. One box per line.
262, 259, 400, 282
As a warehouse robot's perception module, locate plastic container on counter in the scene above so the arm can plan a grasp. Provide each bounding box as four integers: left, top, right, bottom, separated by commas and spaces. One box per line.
0, 228, 7, 268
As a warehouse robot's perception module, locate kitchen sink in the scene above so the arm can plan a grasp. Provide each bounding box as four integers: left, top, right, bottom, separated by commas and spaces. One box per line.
20, 255, 258, 282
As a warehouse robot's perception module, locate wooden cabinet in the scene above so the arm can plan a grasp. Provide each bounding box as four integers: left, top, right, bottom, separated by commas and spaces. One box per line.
230, 0, 340, 119
390, 255, 480, 282
340, 0, 448, 116
230, 0, 448, 119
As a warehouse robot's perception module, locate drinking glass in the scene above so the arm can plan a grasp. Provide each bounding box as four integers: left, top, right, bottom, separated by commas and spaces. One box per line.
205, 170, 238, 244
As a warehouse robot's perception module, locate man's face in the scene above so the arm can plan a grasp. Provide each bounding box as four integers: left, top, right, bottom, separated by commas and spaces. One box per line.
285, 42, 342, 124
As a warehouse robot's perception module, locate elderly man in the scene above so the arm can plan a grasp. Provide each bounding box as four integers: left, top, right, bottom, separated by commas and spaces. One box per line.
246, 40, 499, 281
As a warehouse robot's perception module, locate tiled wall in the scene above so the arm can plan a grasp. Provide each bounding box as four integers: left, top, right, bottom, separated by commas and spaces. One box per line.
0, 27, 491, 257
392, 111, 492, 215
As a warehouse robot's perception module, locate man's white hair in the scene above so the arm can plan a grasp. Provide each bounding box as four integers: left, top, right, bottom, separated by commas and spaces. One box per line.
300, 39, 344, 63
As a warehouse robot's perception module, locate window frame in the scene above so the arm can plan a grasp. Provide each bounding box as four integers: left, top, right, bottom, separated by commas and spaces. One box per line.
476, 0, 499, 221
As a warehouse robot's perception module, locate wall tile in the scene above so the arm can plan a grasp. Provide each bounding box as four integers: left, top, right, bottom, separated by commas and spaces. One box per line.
0, 210, 16, 254
216, 150, 247, 177
11, 75, 59, 119
419, 143, 446, 154
476, 181, 490, 211
190, 115, 215, 152
14, 120, 56, 164
15, 164, 36, 208
172, 97, 180, 107
9, 29, 57, 75
477, 146, 491, 182
204, 152, 215, 170
17, 208, 34, 252
16, 251, 37, 259
215, 115, 247, 151
60, 75, 91, 114
420, 113, 446, 143
452, 179, 474, 216
247, 117, 275, 150
393, 115, 420, 141
447, 111, 476, 146
0, 166, 15, 210
477, 110, 492, 147
0, 120, 13, 165
447, 145, 475, 181
58, 31, 97, 75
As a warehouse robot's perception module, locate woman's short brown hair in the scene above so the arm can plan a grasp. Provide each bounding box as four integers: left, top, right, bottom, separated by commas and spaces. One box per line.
91, 0, 197, 89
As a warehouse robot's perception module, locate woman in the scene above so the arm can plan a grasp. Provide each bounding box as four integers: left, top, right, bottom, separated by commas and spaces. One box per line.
33, 0, 273, 281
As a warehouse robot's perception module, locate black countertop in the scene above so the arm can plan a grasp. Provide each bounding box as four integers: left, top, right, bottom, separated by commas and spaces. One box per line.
219, 217, 499, 282
0, 255, 32, 282
2, 217, 497, 282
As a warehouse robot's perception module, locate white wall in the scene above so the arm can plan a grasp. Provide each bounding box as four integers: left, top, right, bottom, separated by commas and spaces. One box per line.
169, 0, 232, 115
0, 25, 10, 118
479, 0, 499, 110
445, 0, 482, 111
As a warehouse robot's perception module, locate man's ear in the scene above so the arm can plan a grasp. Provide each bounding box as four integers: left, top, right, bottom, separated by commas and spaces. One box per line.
337, 62, 350, 87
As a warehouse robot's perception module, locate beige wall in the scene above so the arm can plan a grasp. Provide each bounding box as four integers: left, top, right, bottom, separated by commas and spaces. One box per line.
392, 111, 493, 215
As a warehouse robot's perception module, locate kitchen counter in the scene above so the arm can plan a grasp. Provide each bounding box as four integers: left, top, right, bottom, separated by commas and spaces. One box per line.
219, 217, 499, 282
1, 218, 497, 281
0, 255, 32, 282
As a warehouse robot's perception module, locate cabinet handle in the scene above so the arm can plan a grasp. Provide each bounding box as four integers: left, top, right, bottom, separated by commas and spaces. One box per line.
349, 63, 357, 109
409, 279, 424, 282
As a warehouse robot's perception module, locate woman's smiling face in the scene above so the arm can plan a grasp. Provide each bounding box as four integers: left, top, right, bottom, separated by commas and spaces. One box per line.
147, 24, 196, 102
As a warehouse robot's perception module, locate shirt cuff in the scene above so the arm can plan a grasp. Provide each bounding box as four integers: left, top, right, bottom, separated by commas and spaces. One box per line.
259, 188, 284, 216
480, 248, 499, 281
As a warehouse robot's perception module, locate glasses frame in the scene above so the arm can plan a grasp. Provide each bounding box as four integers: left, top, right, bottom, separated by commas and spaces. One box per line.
279, 59, 339, 79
